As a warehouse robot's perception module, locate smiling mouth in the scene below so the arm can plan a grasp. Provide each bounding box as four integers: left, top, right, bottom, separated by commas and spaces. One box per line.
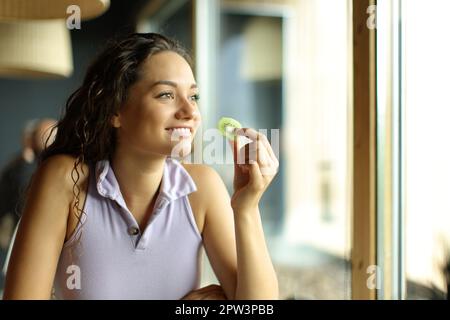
165, 128, 192, 137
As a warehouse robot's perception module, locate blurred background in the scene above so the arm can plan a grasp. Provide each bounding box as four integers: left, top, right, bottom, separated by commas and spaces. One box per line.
0, 0, 449, 300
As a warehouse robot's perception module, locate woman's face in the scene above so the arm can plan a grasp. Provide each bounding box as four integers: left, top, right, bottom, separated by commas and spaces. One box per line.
113, 51, 201, 158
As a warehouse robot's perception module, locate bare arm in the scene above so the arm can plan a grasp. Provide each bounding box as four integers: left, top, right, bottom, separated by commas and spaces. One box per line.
199, 164, 278, 300
233, 205, 278, 299
229, 128, 279, 299
3, 155, 81, 299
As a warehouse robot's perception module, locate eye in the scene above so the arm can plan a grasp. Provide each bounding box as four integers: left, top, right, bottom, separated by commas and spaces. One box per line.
157, 92, 174, 99
190, 94, 200, 102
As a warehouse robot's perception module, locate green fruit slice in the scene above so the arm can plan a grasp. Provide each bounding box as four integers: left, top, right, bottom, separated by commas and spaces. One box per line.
217, 117, 242, 140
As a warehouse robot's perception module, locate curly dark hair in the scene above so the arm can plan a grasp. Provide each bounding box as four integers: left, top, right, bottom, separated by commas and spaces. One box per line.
40, 32, 193, 225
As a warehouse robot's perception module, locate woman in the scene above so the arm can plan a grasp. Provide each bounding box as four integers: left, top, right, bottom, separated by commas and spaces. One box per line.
3, 33, 279, 300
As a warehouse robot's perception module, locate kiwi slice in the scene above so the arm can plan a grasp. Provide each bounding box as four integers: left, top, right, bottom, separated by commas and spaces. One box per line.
217, 117, 242, 140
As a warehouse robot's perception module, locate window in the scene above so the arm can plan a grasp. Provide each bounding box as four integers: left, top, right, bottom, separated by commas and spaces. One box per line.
377, 0, 450, 299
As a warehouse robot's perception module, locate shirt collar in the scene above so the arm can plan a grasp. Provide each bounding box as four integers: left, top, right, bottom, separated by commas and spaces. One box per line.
95, 157, 197, 209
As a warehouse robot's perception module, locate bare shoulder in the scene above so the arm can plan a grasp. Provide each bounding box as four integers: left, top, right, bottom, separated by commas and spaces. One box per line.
181, 163, 224, 189
38, 154, 89, 188
40, 155, 90, 241
181, 163, 228, 200
36, 155, 90, 240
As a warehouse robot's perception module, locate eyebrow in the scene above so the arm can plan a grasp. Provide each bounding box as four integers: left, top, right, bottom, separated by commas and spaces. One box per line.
150, 80, 198, 89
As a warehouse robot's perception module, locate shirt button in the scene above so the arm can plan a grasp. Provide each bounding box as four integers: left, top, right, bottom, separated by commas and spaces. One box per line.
128, 227, 139, 235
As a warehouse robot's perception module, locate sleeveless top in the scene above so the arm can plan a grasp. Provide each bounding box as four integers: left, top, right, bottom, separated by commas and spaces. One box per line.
53, 157, 202, 299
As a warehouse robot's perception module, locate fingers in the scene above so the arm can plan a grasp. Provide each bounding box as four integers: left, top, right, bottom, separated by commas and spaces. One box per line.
237, 128, 279, 164
259, 132, 278, 165
234, 128, 279, 176
257, 140, 270, 167
247, 162, 263, 190
201, 292, 228, 300
235, 127, 257, 140
181, 284, 227, 300
228, 134, 239, 165
257, 140, 277, 176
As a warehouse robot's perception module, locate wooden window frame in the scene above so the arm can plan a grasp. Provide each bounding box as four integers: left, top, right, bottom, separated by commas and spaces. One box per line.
351, 0, 378, 300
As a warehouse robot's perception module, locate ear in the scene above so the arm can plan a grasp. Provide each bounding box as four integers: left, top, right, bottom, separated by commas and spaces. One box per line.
111, 113, 121, 128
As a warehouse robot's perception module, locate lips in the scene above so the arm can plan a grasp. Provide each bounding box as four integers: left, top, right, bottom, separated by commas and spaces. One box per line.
165, 126, 193, 132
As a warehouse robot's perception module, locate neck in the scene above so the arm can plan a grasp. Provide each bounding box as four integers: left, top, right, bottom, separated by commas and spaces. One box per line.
110, 147, 166, 210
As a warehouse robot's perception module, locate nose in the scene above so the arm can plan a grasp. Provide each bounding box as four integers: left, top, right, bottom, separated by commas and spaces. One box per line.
175, 97, 199, 120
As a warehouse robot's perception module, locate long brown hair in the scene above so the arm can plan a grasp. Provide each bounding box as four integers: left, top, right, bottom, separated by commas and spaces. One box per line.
40, 33, 193, 223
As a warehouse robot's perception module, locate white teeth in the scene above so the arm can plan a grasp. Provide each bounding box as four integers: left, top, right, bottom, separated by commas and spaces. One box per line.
168, 128, 191, 137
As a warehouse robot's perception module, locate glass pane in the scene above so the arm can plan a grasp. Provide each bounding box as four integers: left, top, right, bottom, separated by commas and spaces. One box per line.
403, 0, 450, 299
376, 0, 404, 299
216, 0, 352, 299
